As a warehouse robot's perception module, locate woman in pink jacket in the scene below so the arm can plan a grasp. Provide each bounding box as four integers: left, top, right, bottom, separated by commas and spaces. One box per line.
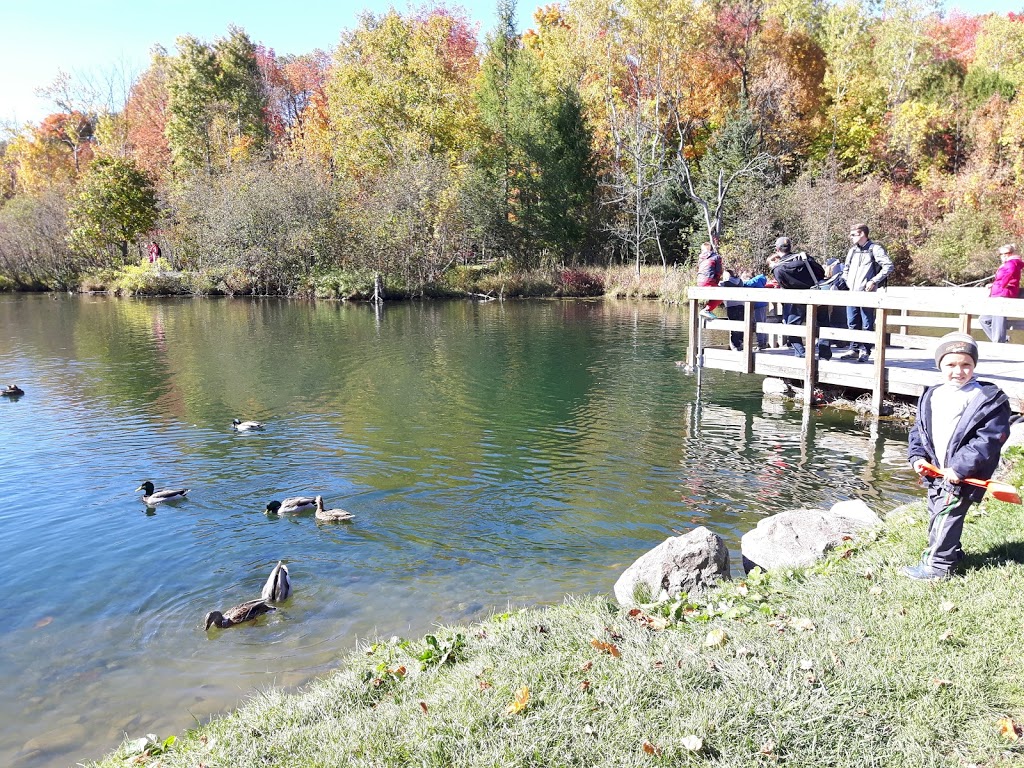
980, 243, 1024, 343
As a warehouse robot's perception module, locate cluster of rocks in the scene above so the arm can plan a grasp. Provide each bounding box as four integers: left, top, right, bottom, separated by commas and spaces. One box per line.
613, 499, 881, 607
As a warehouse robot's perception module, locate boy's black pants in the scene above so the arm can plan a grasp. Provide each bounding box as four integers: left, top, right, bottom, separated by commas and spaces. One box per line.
923, 484, 973, 573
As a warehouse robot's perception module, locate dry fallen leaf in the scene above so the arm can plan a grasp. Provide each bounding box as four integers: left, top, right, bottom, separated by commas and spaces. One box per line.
506, 686, 530, 715
704, 628, 728, 647
998, 717, 1021, 740
933, 679, 952, 688
759, 739, 775, 755
478, 680, 493, 691
387, 665, 406, 677
869, 585, 883, 595
419, 701, 428, 714
791, 618, 816, 632
34, 616, 53, 629
681, 735, 703, 752
939, 630, 954, 642
799, 659, 814, 670
939, 601, 956, 613
642, 742, 662, 756
580, 680, 591, 691
580, 660, 593, 672
627, 608, 669, 631
591, 639, 621, 657
735, 646, 752, 658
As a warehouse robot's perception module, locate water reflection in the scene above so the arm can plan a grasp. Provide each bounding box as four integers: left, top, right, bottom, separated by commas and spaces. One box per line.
0, 296, 917, 768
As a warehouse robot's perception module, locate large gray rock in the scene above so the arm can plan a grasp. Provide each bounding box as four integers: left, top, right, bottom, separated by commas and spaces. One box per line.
741, 501, 882, 573
613, 526, 730, 607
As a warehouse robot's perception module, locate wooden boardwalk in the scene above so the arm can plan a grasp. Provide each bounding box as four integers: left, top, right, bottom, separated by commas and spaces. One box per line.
686, 285, 1024, 413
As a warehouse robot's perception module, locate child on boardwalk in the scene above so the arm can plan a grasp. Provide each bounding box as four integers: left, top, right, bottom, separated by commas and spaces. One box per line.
905, 332, 1011, 581
696, 242, 723, 321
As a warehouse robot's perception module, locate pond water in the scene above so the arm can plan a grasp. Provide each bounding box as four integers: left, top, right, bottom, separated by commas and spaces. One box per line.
0, 295, 918, 768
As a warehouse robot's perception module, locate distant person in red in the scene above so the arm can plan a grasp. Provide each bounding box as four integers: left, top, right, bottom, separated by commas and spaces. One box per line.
980, 243, 1024, 343
696, 241, 723, 321
147, 241, 161, 264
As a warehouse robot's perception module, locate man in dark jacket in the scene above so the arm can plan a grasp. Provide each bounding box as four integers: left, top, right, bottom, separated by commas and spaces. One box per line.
767, 237, 831, 359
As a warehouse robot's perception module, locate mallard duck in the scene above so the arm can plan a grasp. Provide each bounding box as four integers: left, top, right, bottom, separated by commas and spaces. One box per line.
261, 561, 291, 602
136, 481, 190, 505
204, 598, 275, 630
315, 495, 354, 523
232, 418, 265, 431
265, 496, 317, 515
2, 384, 24, 397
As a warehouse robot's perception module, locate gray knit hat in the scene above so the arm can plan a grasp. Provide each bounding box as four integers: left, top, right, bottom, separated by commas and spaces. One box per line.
774, 237, 792, 253
934, 332, 978, 368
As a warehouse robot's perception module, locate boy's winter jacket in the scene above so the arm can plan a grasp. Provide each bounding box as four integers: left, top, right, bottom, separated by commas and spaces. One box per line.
908, 380, 1011, 502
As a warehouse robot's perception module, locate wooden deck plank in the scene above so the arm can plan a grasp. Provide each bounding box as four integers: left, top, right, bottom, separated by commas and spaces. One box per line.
702, 345, 1024, 411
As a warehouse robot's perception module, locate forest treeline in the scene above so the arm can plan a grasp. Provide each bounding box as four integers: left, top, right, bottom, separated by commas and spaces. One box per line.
1, 0, 1023, 297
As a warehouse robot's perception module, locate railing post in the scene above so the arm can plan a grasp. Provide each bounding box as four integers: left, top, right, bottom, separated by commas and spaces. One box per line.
804, 301, 819, 407
686, 298, 700, 369
743, 301, 755, 373
871, 307, 889, 415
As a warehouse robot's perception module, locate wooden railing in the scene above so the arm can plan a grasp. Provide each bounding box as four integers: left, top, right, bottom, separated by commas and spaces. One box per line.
685, 286, 1024, 412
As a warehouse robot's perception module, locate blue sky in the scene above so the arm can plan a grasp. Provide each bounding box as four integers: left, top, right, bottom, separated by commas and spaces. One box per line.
0, 0, 1021, 126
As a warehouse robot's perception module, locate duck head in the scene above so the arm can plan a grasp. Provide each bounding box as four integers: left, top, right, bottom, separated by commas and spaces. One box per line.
137, 481, 155, 496
265, 500, 282, 515
204, 611, 227, 630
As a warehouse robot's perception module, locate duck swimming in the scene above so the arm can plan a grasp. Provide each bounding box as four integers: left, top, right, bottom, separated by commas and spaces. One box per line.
261, 561, 291, 602
265, 496, 317, 515
2, 384, 24, 397
232, 419, 265, 431
136, 481, 190, 505
204, 598, 275, 630
314, 495, 354, 523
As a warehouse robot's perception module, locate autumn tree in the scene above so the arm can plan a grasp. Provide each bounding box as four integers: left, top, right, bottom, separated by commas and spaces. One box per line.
122, 47, 173, 179
165, 27, 269, 175
327, 8, 481, 182
66, 157, 158, 263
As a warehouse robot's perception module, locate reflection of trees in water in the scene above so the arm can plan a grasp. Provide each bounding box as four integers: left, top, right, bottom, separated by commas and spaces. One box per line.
677, 398, 912, 531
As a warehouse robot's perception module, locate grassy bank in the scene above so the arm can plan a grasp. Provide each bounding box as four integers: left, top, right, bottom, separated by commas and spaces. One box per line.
64, 262, 692, 301
88, 459, 1024, 768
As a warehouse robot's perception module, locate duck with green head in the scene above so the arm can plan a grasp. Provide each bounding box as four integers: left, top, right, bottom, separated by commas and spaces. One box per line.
265, 496, 317, 515
136, 481, 190, 505
232, 419, 265, 431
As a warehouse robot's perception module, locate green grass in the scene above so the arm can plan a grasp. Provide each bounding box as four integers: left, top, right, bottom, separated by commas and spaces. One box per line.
88, 462, 1024, 768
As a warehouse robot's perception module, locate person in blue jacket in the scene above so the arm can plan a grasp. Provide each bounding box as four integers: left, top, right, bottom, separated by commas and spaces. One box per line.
739, 268, 769, 350
905, 332, 1011, 581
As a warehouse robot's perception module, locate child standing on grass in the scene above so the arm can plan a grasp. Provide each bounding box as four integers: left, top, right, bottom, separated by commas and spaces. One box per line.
905, 332, 1011, 581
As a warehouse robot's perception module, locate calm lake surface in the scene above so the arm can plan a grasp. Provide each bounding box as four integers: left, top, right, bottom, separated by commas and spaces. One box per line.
0, 295, 919, 768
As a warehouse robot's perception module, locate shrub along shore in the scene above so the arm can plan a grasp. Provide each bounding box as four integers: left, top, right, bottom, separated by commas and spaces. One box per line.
9, 262, 693, 303
85, 452, 1024, 768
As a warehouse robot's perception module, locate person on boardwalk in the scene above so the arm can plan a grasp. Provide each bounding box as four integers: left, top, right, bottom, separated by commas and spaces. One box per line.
739, 268, 769, 350
696, 241, 723, 321
719, 268, 744, 351
147, 240, 161, 265
980, 243, 1024, 343
767, 237, 831, 359
904, 332, 1011, 581
841, 224, 893, 363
